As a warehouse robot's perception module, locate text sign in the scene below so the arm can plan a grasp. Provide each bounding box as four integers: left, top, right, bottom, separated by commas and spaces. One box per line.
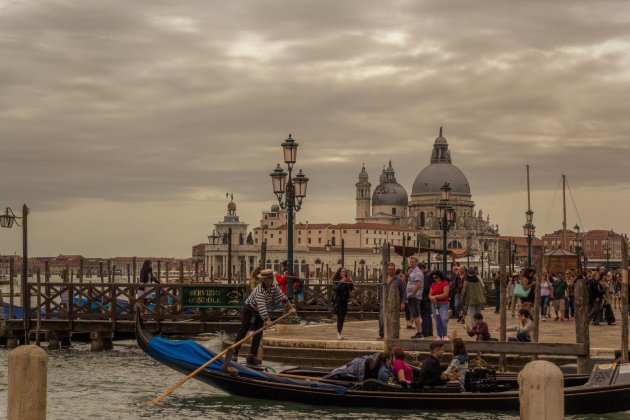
181, 285, 245, 308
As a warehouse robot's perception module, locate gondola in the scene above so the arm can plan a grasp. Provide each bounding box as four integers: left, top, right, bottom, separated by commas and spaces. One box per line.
136, 315, 630, 414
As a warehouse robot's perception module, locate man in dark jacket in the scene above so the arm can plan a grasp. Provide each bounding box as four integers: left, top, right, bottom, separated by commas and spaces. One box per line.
419, 341, 447, 386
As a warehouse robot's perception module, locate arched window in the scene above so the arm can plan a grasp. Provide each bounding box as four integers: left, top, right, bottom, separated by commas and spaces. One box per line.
359, 259, 366, 265
447, 240, 463, 249
420, 212, 425, 227
315, 258, 322, 265
266, 259, 272, 269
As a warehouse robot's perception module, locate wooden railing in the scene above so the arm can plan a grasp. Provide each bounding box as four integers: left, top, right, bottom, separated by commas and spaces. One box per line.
13, 279, 381, 325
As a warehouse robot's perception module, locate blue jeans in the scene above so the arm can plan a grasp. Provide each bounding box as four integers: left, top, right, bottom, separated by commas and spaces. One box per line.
541, 296, 550, 317
433, 302, 449, 338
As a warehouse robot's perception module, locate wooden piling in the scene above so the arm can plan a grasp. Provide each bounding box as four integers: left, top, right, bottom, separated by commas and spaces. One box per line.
127, 263, 131, 283
36, 268, 41, 346
8, 345, 47, 420
132, 257, 137, 283
574, 278, 590, 374
532, 274, 541, 344
621, 236, 628, 363
498, 245, 508, 372
44, 261, 50, 319
384, 281, 400, 352
99, 261, 104, 284
9, 258, 14, 320
108, 260, 112, 282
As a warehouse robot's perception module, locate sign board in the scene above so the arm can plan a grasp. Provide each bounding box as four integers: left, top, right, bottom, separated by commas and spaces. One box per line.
181, 285, 245, 308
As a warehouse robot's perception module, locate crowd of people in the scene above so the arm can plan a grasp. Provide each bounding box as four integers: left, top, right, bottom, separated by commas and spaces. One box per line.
371, 257, 490, 342
364, 258, 626, 345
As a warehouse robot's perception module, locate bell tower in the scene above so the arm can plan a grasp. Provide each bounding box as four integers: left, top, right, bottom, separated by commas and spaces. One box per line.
355, 164, 371, 220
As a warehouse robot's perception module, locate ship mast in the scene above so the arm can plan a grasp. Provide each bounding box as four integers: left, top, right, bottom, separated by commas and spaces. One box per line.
562, 174, 567, 250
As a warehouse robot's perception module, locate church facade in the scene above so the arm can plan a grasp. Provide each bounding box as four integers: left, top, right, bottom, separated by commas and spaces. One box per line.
355, 128, 500, 265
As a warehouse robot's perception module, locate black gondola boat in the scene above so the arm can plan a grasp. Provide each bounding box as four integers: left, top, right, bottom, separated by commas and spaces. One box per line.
136, 315, 630, 415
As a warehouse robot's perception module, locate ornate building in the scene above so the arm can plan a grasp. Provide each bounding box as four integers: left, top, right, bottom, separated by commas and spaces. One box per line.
355, 127, 500, 264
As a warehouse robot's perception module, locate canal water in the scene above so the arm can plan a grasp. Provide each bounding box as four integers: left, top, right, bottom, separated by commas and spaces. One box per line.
0, 336, 626, 420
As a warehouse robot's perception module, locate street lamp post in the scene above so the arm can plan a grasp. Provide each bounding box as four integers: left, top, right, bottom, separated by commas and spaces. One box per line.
572, 224, 582, 273
522, 209, 535, 268
270, 134, 309, 300
435, 183, 455, 273
605, 230, 612, 271
0, 204, 29, 327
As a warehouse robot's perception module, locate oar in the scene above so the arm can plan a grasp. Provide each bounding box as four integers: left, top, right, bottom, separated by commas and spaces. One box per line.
152, 311, 293, 403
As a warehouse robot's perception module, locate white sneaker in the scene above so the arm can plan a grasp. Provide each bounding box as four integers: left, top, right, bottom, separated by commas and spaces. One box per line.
337, 333, 343, 340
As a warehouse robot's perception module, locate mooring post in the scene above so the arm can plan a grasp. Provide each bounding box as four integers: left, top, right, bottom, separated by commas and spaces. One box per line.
518, 360, 563, 419
179, 260, 184, 282
621, 236, 628, 363
532, 275, 541, 345
384, 281, 400, 352
36, 268, 42, 346
126, 263, 131, 283
574, 277, 590, 374
9, 258, 14, 320
108, 260, 112, 282
99, 261, 104, 284
8, 344, 47, 420
90, 331, 103, 352
498, 245, 508, 372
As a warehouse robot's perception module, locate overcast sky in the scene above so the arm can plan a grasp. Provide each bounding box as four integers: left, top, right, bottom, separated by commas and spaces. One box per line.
1, 0, 629, 258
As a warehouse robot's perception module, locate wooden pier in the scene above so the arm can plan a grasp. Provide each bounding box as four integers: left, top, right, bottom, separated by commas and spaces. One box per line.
1, 257, 382, 350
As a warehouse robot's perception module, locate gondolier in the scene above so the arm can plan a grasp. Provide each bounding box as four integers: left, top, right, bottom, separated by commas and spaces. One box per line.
233, 268, 296, 366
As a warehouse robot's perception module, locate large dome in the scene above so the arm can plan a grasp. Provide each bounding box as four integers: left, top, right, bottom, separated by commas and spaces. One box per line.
412, 163, 470, 196
411, 127, 471, 196
372, 161, 408, 206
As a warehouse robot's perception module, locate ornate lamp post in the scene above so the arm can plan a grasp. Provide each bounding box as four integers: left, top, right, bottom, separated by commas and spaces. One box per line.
435, 183, 455, 273
0, 205, 29, 318
270, 134, 309, 300
604, 230, 612, 271
522, 209, 535, 268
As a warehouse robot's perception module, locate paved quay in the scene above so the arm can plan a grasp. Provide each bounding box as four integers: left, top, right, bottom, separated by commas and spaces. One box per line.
259, 306, 628, 359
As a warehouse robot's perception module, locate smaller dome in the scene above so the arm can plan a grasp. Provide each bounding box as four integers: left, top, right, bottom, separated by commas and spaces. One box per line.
227, 201, 236, 212
372, 160, 408, 206
372, 183, 408, 206
270, 204, 280, 213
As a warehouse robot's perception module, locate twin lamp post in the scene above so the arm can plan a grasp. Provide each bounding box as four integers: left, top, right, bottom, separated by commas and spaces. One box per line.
270, 134, 309, 300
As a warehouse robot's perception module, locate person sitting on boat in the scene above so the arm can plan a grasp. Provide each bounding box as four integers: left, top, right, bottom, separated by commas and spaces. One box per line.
419, 341, 447, 387
391, 347, 412, 386
376, 352, 396, 384
466, 312, 492, 341
445, 337, 468, 389
233, 269, 296, 366
323, 352, 387, 382
504, 308, 533, 342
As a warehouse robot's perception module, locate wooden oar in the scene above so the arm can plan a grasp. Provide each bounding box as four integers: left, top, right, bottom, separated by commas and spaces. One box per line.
152, 311, 293, 403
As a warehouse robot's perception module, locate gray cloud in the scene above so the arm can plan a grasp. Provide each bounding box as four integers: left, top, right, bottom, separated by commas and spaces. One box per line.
1, 0, 628, 256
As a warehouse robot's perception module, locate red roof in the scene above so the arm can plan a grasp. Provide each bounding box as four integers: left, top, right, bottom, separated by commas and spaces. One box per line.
498, 236, 544, 246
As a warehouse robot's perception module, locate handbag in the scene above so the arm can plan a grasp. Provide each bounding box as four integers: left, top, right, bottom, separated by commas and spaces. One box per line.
514, 283, 531, 299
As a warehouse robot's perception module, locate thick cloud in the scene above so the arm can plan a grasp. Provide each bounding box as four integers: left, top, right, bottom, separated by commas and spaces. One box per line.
1, 0, 628, 257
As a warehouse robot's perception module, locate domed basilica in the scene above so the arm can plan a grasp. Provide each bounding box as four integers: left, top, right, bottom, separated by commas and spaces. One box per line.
355, 128, 499, 259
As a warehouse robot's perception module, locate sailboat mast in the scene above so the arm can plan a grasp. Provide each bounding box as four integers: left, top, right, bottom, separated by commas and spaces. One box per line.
562, 174, 567, 250
527, 164, 531, 210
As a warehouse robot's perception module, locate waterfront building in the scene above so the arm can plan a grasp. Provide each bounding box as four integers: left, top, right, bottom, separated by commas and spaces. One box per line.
542, 229, 627, 270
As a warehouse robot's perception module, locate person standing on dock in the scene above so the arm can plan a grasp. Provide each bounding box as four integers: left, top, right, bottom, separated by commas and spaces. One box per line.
406, 256, 424, 339
331, 267, 354, 340
138, 260, 158, 309
233, 269, 296, 366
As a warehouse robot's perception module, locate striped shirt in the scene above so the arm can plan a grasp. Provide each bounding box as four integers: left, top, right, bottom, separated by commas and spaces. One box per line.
245, 283, 288, 321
